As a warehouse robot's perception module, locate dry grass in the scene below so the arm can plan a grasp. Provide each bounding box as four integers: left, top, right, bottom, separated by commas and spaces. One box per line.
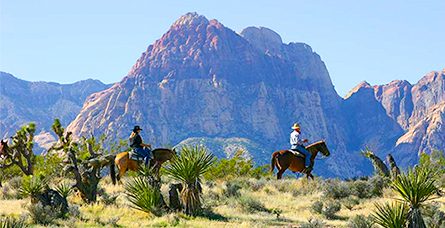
0, 177, 444, 227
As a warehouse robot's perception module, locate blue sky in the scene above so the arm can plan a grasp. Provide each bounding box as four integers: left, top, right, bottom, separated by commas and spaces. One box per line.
1, 0, 444, 96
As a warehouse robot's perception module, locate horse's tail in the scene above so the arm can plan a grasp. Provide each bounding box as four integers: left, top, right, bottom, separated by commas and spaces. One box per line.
110, 157, 117, 185
270, 151, 279, 173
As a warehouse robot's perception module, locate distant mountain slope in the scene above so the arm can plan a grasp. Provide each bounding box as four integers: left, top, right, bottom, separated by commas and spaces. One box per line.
0, 72, 111, 152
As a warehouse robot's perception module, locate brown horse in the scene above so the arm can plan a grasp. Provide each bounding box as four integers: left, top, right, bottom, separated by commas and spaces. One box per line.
270, 141, 330, 179
111, 148, 176, 184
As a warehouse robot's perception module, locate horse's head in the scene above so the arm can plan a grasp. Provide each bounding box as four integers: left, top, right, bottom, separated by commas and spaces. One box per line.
0, 140, 7, 156
310, 140, 330, 157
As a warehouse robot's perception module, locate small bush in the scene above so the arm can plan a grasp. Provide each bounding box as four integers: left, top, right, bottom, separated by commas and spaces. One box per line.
300, 218, 326, 228
249, 179, 266, 192
99, 192, 119, 206
347, 215, 374, 228
342, 196, 360, 210
322, 201, 341, 219
422, 203, 445, 228
322, 179, 351, 199
311, 200, 323, 214
0, 216, 28, 228
223, 182, 242, 198
26, 202, 59, 225
237, 195, 268, 213
367, 175, 387, 197
350, 180, 372, 199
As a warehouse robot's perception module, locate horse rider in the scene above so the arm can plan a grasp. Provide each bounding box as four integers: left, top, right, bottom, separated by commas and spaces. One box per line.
290, 123, 312, 172
129, 126, 152, 166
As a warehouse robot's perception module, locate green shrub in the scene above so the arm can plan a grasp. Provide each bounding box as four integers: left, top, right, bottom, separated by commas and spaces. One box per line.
0, 216, 28, 228
350, 180, 372, 199
311, 200, 323, 214
248, 179, 266, 192
237, 195, 268, 213
418, 202, 445, 228
321, 201, 341, 219
124, 176, 164, 216
300, 218, 326, 228
204, 150, 269, 181
347, 215, 374, 228
99, 192, 119, 206
342, 196, 360, 210
26, 202, 59, 225
322, 179, 351, 199
223, 182, 242, 198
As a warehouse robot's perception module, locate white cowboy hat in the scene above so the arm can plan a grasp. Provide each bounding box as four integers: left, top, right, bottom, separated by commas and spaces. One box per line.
291, 123, 301, 129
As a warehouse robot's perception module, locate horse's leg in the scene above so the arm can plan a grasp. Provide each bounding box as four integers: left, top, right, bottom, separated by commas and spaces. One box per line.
277, 168, 285, 180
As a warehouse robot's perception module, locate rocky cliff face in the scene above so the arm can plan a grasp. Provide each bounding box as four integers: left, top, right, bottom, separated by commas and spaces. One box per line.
67, 13, 365, 177
0, 72, 110, 153
345, 69, 445, 167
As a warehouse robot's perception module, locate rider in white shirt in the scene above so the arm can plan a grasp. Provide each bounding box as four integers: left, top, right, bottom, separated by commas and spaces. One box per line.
290, 123, 312, 172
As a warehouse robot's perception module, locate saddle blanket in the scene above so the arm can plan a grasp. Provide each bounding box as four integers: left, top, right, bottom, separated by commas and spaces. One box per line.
129, 151, 146, 161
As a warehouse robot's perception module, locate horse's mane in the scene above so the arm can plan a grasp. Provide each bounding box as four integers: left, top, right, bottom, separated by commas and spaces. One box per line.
307, 140, 325, 148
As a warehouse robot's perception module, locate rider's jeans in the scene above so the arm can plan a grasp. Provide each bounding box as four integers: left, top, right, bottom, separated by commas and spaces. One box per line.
296, 145, 311, 167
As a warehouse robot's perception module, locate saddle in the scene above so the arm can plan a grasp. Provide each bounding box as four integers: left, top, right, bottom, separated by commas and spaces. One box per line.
287, 149, 305, 158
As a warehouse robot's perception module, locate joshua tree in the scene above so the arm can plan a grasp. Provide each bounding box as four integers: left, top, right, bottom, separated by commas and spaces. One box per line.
49, 119, 115, 203
164, 145, 215, 216
386, 153, 400, 180
0, 123, 36, 176
361, 149, 390, 177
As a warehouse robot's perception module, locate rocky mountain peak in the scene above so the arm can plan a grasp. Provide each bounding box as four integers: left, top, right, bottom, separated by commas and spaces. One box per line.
240, 26, 283, 54
344, 81, 372, 99
171, 12, 209, 28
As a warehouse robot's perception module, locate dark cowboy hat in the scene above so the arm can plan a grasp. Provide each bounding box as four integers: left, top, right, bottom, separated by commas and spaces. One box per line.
132, 126, 142, 132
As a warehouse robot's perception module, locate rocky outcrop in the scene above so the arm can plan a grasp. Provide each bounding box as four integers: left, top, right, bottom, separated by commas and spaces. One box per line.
0, 72, 110, 153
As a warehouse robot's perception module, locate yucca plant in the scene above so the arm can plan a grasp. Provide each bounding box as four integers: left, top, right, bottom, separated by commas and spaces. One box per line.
371, 202, 408, 228
124, 176, 163, 216
18, 175, 47, 203
164, 145, 215, 216
54, 181, 73, 199
391, 167, 438, 228
0, 216, 28, 228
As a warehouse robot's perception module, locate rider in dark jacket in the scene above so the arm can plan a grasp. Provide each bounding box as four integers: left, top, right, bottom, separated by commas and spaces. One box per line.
130, 126, 152, 165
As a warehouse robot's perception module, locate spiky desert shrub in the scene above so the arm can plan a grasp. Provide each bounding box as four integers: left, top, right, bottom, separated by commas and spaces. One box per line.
54, 181, 73, 199
124, 176, 164, 216
164, 145, 215, 216
0, 216, 28, 228
391, 167, 438, 228
371, 202, 407, 228
18, 175, 47, 202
